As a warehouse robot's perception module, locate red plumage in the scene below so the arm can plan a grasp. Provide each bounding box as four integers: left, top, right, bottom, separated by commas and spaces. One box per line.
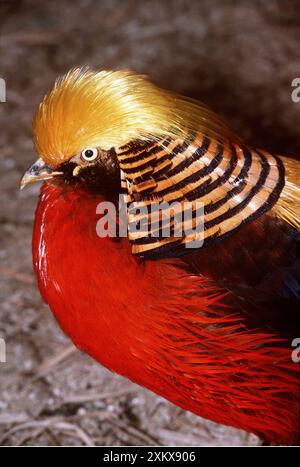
33, 182, 300, 445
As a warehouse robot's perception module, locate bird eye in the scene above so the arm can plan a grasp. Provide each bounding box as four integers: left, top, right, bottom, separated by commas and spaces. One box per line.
81, 147, 98, 162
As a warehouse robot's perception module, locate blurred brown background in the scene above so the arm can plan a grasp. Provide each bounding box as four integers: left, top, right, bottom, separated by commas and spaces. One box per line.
0, 0, 299, 446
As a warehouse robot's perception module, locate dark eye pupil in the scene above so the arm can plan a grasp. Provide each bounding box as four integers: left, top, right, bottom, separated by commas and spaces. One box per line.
85, 150, 94, 158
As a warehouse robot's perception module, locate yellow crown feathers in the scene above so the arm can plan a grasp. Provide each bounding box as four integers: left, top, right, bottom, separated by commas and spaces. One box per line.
33, 67, 240, 167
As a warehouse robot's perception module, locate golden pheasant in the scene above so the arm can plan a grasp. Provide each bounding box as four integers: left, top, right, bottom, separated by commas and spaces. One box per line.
21, 69, 300, 445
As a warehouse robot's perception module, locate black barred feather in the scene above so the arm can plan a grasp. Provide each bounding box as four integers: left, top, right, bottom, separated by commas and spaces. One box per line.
116, 134, 285, 259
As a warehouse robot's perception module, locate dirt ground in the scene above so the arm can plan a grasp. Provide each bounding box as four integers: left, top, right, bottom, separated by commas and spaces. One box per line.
0, 0, 300, 446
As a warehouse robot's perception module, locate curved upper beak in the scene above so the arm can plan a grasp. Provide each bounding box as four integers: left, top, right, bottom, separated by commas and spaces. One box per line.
20, 158, 63, 190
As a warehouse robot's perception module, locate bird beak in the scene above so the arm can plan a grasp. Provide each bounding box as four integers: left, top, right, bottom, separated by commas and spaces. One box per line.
20, 158, 63, 190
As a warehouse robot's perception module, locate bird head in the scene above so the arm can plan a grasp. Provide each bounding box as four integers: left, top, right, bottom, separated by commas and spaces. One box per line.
20, 68, 186, 192
21, 67, 236, 193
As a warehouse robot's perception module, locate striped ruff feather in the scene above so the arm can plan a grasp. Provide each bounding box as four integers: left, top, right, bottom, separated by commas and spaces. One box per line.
116, 134, 285, 259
